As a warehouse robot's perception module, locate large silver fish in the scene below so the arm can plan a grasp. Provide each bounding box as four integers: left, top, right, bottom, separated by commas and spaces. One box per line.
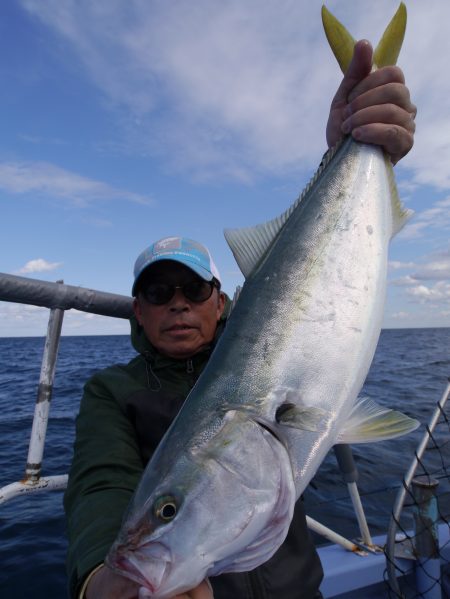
106, 4, 418, 597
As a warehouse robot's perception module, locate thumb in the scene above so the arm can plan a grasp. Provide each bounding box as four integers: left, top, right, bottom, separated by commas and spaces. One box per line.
331, 39, 373, 108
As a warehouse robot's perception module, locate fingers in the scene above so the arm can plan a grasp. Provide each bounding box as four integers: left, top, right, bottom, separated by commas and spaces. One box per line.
326, 37, 416, 163
326, 40, 373, 148
345, 80, 415, 118
86, 566, 141, 599
342, 104, 416, 136
349, 122, 414, 165
346, 66, 405, 104
340, 75, 416, 164
331, 40, 373, 110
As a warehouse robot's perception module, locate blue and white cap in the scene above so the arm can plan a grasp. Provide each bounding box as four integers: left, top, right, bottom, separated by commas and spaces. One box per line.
132, 236, 221, 295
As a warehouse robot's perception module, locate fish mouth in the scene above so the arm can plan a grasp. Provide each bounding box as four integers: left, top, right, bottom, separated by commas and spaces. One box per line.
106, 541, 171, 593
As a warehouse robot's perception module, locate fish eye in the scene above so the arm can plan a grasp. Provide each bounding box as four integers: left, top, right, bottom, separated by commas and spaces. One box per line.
154, 496, 178, 522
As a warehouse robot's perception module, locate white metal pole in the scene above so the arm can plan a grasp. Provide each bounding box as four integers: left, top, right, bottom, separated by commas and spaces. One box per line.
25, 298, 64, 482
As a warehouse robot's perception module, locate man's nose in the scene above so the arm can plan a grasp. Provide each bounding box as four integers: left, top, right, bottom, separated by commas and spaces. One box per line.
168, 288, 190, 310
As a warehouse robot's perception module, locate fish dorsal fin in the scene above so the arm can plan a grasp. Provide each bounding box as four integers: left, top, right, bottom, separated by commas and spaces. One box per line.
322, 3, 407, 73
224, 212, 292, 279
224, 143, 342, 278
337, 396, 419, 444
373, 3, 407, 68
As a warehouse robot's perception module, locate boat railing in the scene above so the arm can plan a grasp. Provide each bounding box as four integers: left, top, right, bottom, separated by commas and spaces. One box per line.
0, 272, 132, 504
0, 271, 383, 553
385, 379, 450, 598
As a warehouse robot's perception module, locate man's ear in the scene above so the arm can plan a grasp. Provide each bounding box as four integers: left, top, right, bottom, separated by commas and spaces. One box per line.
133, 297, 142, 326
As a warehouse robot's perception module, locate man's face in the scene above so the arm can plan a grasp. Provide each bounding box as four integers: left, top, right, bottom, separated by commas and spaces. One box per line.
133, 261, 225, 359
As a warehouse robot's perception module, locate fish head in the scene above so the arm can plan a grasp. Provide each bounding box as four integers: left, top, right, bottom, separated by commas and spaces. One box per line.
106, 410, 296, 597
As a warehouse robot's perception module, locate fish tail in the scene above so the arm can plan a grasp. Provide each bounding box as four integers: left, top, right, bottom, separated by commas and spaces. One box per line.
373, 3, 407, 68
321, 3, 407, 73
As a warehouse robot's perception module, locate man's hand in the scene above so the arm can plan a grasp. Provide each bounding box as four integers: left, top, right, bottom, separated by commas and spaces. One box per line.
326, 39, 416, 165
85, 565, 214, 599
85, 565, 140, 599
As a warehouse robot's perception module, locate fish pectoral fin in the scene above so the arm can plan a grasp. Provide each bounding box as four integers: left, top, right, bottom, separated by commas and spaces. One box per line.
276, 403, 326, 432
337, 396, 420, 444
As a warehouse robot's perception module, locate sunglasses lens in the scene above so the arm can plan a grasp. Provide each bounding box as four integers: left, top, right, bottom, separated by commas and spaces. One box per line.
144, 283, 174, 305
183, 280, 214, 302
143, 280, 215, 304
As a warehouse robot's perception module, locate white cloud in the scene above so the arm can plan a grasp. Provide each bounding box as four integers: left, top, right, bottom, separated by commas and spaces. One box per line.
17, 259, 63, 274
412, 259, 450, 281
390, 248, 450, 283
0, 161, 152, 206
406, 281, 450, 303
391, 275, 419, 287
16, 0, 339, 179
17, 0, 450, 187
400, 197, 450, 240
0, 301, 129, 336
389, 260, 416, 271
391, 311, 410, 319
387, 247, 450, 326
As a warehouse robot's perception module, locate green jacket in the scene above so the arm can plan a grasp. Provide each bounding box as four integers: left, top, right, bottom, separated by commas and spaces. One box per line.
64, 307, 323, 599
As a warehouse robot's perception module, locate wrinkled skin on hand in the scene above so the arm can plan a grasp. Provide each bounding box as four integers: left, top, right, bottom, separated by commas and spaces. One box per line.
85, 565, 213, 599
327, 40, 417, 165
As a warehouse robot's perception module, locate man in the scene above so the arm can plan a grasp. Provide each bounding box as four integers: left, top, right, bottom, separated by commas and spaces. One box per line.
64, 41, 416, 599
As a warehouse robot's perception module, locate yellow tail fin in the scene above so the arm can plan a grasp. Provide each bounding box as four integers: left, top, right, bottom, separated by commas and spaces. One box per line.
321, 3, 407, 73
373, 3, 407, 68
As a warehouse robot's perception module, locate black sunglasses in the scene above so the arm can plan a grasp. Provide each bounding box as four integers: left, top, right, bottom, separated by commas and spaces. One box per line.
141, 279, 219, 305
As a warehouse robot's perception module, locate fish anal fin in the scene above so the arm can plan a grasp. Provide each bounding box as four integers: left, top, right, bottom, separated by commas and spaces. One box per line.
385, 155, 414, 237
337, 397, 419, 444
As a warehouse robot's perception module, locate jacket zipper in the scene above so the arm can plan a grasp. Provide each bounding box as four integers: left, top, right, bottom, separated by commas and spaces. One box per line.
247, 569, 268, 599
186, 359, 194, 374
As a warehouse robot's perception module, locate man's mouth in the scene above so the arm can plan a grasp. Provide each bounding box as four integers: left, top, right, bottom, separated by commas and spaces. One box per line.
166, 324, 195, 332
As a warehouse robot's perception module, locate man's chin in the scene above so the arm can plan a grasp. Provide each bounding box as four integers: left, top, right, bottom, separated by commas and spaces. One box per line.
156, 338, 206, 360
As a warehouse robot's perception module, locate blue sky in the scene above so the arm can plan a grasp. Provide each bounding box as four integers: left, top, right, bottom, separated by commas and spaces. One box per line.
1, 0, 449, 336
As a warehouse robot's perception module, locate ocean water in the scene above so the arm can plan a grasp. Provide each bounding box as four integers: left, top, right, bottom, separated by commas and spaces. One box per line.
0, 329, 449, 598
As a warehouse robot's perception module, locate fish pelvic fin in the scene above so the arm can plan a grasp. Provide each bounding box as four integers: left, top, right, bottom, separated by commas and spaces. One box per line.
337, 397, 419, 444
322, 3, 407, 73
